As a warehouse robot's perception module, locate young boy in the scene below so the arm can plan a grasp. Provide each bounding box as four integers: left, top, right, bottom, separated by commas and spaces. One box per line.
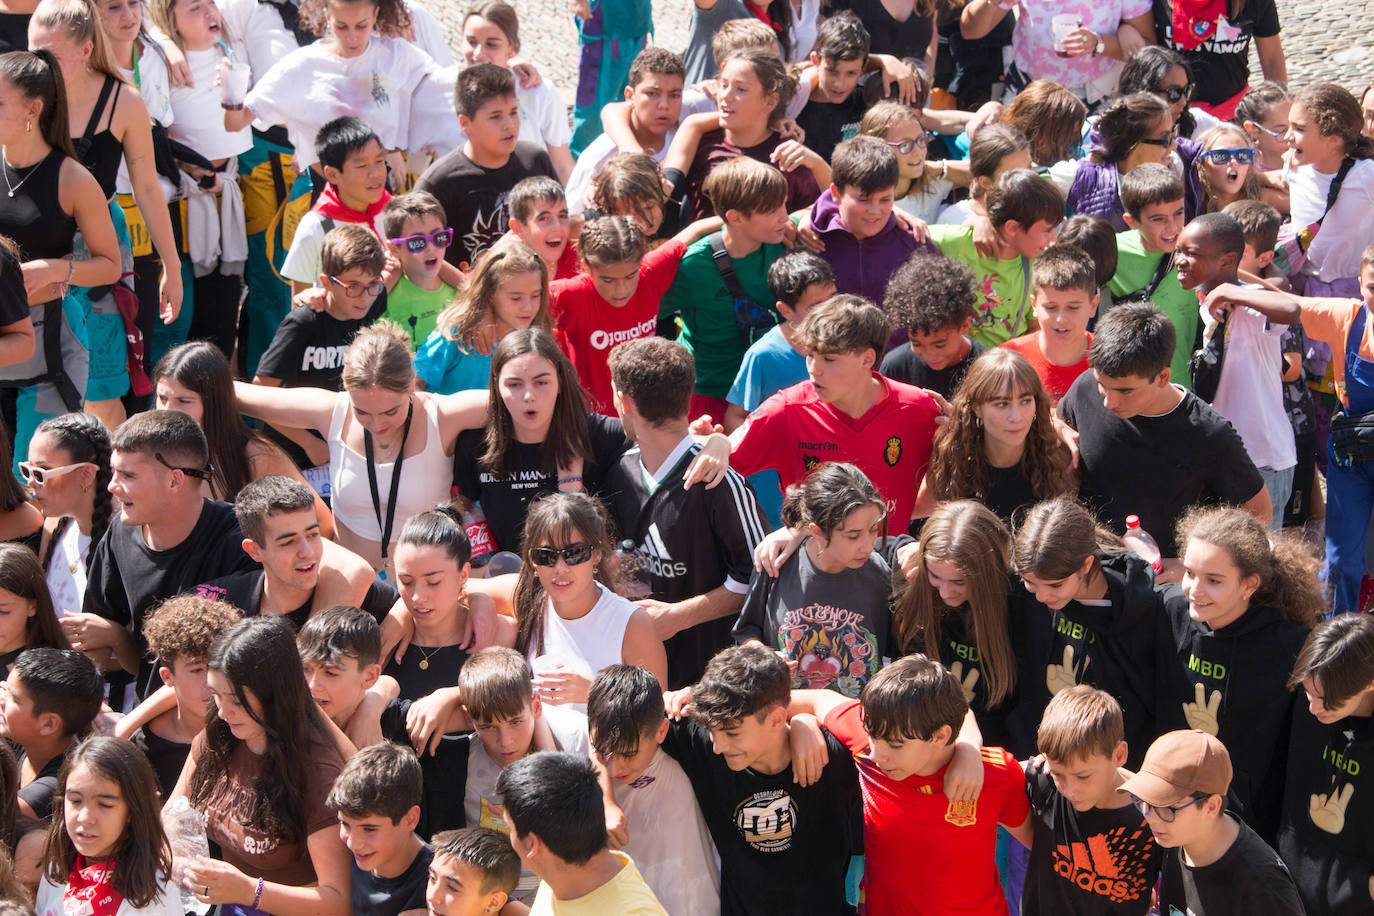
416, 64, 559, 271
497, 751, 667, 914
380, 192, 458, 351
426, 827, 524, 916
329, 741, 431, 916
586, 665, 719, 916
660, 643, 861, 916
1224, 199, 1287, 289
785, 654, 1030, 914
1004, 244, 1099, 405
508, 177, 578, 281
794, 12, 870, 162
658, 156, 790, 421
929, 168, 1063, 347
880, 252, 987, 398
1120, 729, 1304, 915
1, 648, 103, 819
135, 594, 241, 795
1019, 685, 1160, 915
282, 117, 391, 295
1106, 163, 1197, 385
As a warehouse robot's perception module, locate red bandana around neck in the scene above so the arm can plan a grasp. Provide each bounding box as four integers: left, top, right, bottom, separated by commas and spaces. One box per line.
312, 182, 392, 226
1171, 0, 1227, 49
66, 855, 124, 916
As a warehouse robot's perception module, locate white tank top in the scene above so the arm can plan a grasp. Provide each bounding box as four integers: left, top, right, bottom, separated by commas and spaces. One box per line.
529, 584, 638, 712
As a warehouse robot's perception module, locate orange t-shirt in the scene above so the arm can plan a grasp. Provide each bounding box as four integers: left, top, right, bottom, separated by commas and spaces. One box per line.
1298, 299, 1374, 405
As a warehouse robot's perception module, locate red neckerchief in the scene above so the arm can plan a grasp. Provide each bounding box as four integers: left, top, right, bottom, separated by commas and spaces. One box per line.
312, 182, 392, 225
744, 0, 782, 34
1171, 0, 1226, 49
66, 856, 124, 916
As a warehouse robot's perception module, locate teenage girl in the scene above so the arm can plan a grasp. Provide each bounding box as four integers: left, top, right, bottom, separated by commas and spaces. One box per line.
1194, 124, 1265, 213
0, 542, 68, 678
514, 492, 666, 710
36, 736, 180, 916
860, 100, 959, 223
1000, 80, 1089, 193
1158, 505, 1322, 841
734, 462, 890, 699
414, 236, 552, 395
26, 413, 109, 618
1236, 81, 1292, 173
936, 123, 1031, 225
1067, 92, 1178, 231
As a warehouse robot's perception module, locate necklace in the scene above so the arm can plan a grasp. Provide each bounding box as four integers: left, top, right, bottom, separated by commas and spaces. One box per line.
2, 154, 41, 198
415, 644, 443, 671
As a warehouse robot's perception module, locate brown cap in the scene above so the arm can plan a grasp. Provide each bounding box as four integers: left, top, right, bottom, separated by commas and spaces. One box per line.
1117, 729, 1232, 807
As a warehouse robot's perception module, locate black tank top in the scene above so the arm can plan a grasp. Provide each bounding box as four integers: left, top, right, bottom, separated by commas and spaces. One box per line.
0, 148, 76, 264
74, 76, 123, 200
0, 11, 29, 53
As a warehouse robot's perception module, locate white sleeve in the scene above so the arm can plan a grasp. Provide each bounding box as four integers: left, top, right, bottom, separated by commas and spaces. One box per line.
282, 215, 326, 285
531, 84, 573, 148
406, 2, 455, 67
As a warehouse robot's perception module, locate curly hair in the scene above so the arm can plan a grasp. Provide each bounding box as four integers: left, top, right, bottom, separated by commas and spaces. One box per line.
1294, 82, 1374, 161
299, 0, 410, 40
142, 594, 241, 669
883, 252, 977, 336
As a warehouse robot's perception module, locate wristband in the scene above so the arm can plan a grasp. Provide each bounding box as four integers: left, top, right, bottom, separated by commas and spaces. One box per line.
252, 877, 264, 910
937, 160, 949, 182
558, 476, 583, 485
663, 167, 686, 204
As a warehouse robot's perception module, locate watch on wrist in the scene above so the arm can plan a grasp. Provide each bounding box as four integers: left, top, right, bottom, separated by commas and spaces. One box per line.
1094, 34, 1106, 55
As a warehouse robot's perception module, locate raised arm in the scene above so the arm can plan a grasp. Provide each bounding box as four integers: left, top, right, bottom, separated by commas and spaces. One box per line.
233, 380, 339, 432
1203, 282, 1301, 325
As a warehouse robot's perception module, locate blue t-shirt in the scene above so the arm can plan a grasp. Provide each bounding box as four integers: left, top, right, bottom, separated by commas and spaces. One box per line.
727, 324, 808, 411
414, 329, 492, 394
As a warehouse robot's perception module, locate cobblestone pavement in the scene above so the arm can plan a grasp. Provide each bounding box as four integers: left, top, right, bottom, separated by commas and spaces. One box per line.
415, 0, 1374, 106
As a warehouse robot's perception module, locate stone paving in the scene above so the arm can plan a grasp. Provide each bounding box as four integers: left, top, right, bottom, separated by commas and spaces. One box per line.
415, 0, 1374, 106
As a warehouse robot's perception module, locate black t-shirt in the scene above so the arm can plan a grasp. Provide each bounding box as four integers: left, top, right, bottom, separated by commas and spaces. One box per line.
452, 414, 632, 553
384, 643, 471, 703
880, 339, 987, 400
18, 747, 64, 820
795, 86, 867, 163
1159, 815, 1304, 915
256, 294, 387, 390
824, 0, 934, 58
0, 243, 30, 328
1058, 376, 1263, 552
133, 723, 192, 800
87, 499, 260, 698
1152, 0, 1281, 105
195, 569, 398, 629
414, 143, 559, 270
661, 718, 863, 916
1022, 761, 1161, 915
351, 843, 433, 916
982, 462, 1039, 528
0, 647, 19, 682
380, 700, 469, 840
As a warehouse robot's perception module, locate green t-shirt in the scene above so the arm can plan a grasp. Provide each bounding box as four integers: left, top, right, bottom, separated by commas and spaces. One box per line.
1106, 230, 1199, 388
659, 236, 786, 398
384, 277, 456, 351
928, 224, 1034, 347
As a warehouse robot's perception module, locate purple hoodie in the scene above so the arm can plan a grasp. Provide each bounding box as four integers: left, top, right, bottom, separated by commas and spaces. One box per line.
810, 187, 938, 307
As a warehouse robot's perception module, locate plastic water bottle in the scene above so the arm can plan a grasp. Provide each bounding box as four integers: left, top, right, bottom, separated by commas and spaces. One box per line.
1123, 515, 1163, 575
615, 540, 652, 600
163, 796, 211, 915
462, 505, 495, 568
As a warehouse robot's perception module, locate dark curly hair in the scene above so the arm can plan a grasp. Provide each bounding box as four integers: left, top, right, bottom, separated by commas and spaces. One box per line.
883, 252, 978, 336
299, 0, 411, 40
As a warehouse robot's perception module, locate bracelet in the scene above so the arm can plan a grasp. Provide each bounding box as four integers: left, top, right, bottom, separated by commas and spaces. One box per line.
64, 259, 74, 284
252, 877, 264, 910
558, 476, 583, 485
937, 160, 949, 182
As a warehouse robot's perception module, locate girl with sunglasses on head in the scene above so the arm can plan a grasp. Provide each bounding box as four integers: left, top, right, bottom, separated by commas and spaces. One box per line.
1235, 81, 1292, 172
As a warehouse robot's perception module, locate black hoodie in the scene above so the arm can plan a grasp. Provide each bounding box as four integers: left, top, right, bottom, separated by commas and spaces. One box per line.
1278, 695, 1374, 916
1155, 587, 1310, 843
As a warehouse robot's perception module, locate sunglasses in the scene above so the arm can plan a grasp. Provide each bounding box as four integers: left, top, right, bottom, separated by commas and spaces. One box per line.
885, 133, 932, 154
1250, 121, 1287, 139
1157, 83, 1193, 104
1139, 130, 1178, 148
1128, 793, 1207, 823
17, 460, 94, 485
1200, 147, 1256, 166
153, 451, 211, 480
329, 276, 387, 298
530, 543, 595, 567
388, 228, 454, 253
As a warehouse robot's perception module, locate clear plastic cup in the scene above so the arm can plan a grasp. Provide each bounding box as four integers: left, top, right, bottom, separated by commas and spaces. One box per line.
221, 60, 251, 110
1051, 14, 1082, 56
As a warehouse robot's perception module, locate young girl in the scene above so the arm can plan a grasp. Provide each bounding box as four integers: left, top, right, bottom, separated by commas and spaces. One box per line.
1001, 80, 1089, 193
36, 737, 180, 916
0, 542, 68, 678
734, 462, 890, 698
919, 348, 1075, 525
892, 499, 1019, 750
1236, 81, 1292, 173
514, 492, 666, 709
414, 237, 551, 395
26, 413, 110, 619
1195, 124, 1263, 213
1159, 505, 1321, 841
860, 100, 958, 223
386, 507, 510, 702
176, 616, 350, 916
1011, 497, 1160, 765
1067, 92, 1182, 230
458, 0, 572, 183
936, 123, 1031, 225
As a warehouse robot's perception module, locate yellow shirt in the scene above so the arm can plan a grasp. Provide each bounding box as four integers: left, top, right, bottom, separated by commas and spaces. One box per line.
528, 852, 668, 916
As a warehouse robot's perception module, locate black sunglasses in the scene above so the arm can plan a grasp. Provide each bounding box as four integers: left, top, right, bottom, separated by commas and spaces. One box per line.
530, 543, 595, 567
154, 451, 211, 480
1139, 130, 1178, 148
1157, 84, 1193, 104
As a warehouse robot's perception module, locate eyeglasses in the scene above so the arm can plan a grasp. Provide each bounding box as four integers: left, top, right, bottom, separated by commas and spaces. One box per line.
1156, 83, 1193, 104
885, 133, 932, 154
1139, 130, 1178, 148
153, 451, 211, 480
17, 461, 94, 485
1128, 793, 1207, 822
329, 276, 387, 298
1251, 121, 1288, 139
1200, 147, 1256, 166
530, 543, 595, 567
388, 228, 454, 253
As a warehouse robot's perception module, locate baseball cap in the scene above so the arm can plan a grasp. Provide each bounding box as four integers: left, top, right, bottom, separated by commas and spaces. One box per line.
1118, 729, 1232, 808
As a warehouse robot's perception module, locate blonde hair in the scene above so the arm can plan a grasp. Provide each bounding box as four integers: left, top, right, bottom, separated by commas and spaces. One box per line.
341, 320, 415, 393
1036, 685, 1124, 762
149, 0, 233, 50
859, 100, 936, 196
33, 0, 123, 82
1196, 124, 1263, 212
436, 236, 549, 352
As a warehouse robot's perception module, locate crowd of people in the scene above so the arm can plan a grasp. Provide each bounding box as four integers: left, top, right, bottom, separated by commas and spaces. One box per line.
0, 0, 1369, 912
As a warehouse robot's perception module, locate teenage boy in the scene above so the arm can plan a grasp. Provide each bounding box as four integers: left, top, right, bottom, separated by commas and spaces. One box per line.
416, 64, 559, 271
1120, 729, 1304, 915
426, 828, 524, 916
605, 338, 767, 689
794, 12, 870, 162
880, 252, 987, 398
1106, 164, 1197, 385
84, 410, 260, 700
728, 296, 942, 535
329, 741, 432, 916
658, 156, 790, 421
1004, 244, 1099, 405
380, 191, 458, 350
929, 169, 1063, 347
660, 644, 861, 916
1175, 213, 1299, 529
282, 117, 391, 296
508, 177, 578, 281
497, 751, 667, 914
586, 665, 720, 916
1, 648, 103, 819
1019, 686, 1161, 915
810, 136, 935, 308
1281, 614, 1374, 916
1057, 303, 1268, 566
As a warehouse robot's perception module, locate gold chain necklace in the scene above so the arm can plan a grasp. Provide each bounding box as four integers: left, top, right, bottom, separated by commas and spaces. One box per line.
415, 644, 444, 671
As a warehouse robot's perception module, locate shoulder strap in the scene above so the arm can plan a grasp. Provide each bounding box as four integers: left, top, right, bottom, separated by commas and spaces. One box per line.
1318, 157, 1357, 227
709, 231, 755, 304
104, 79, 123, 133
81, 76, 116, 141
1345, 305, 1368, 387
1145, 251, 1174, 299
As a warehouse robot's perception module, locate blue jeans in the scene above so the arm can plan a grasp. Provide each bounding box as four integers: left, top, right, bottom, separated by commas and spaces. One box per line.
1258, 465, 1295, 531
1325, 437, 1374, 612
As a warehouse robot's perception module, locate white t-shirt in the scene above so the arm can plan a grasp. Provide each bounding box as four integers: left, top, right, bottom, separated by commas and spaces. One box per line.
167, 46, 253, 161
220, 0, 300, 85
44, 521, 90, 618
614, 748, 722, 916
1211, 303, 1297, 471
281, 208, 389, 286
895, 178, 954, 223
1285, 157, 1374, 282
529, 584, 638, 713
116, 42, 175, 198
406, 1, 455, 67
441, 67, 573, 152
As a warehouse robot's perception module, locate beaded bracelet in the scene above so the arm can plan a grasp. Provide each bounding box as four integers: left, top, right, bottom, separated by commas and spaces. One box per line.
252, 877, 264, 910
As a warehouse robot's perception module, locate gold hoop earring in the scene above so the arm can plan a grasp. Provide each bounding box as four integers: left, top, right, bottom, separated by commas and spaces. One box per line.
24, 120, 30, 132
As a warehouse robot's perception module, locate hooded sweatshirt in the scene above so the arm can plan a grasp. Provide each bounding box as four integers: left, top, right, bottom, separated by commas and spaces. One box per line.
1155, 587, 1310, 843
1278, 698, 1374, 916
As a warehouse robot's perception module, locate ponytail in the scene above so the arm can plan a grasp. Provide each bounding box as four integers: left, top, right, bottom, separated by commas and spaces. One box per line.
0, 51, 75, 158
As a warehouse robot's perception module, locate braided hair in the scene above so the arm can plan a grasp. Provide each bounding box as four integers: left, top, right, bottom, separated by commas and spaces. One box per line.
34, 413, 113, 571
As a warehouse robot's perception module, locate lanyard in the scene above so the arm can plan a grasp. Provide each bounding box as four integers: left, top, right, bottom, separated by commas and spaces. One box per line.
364, 398, 414, 569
